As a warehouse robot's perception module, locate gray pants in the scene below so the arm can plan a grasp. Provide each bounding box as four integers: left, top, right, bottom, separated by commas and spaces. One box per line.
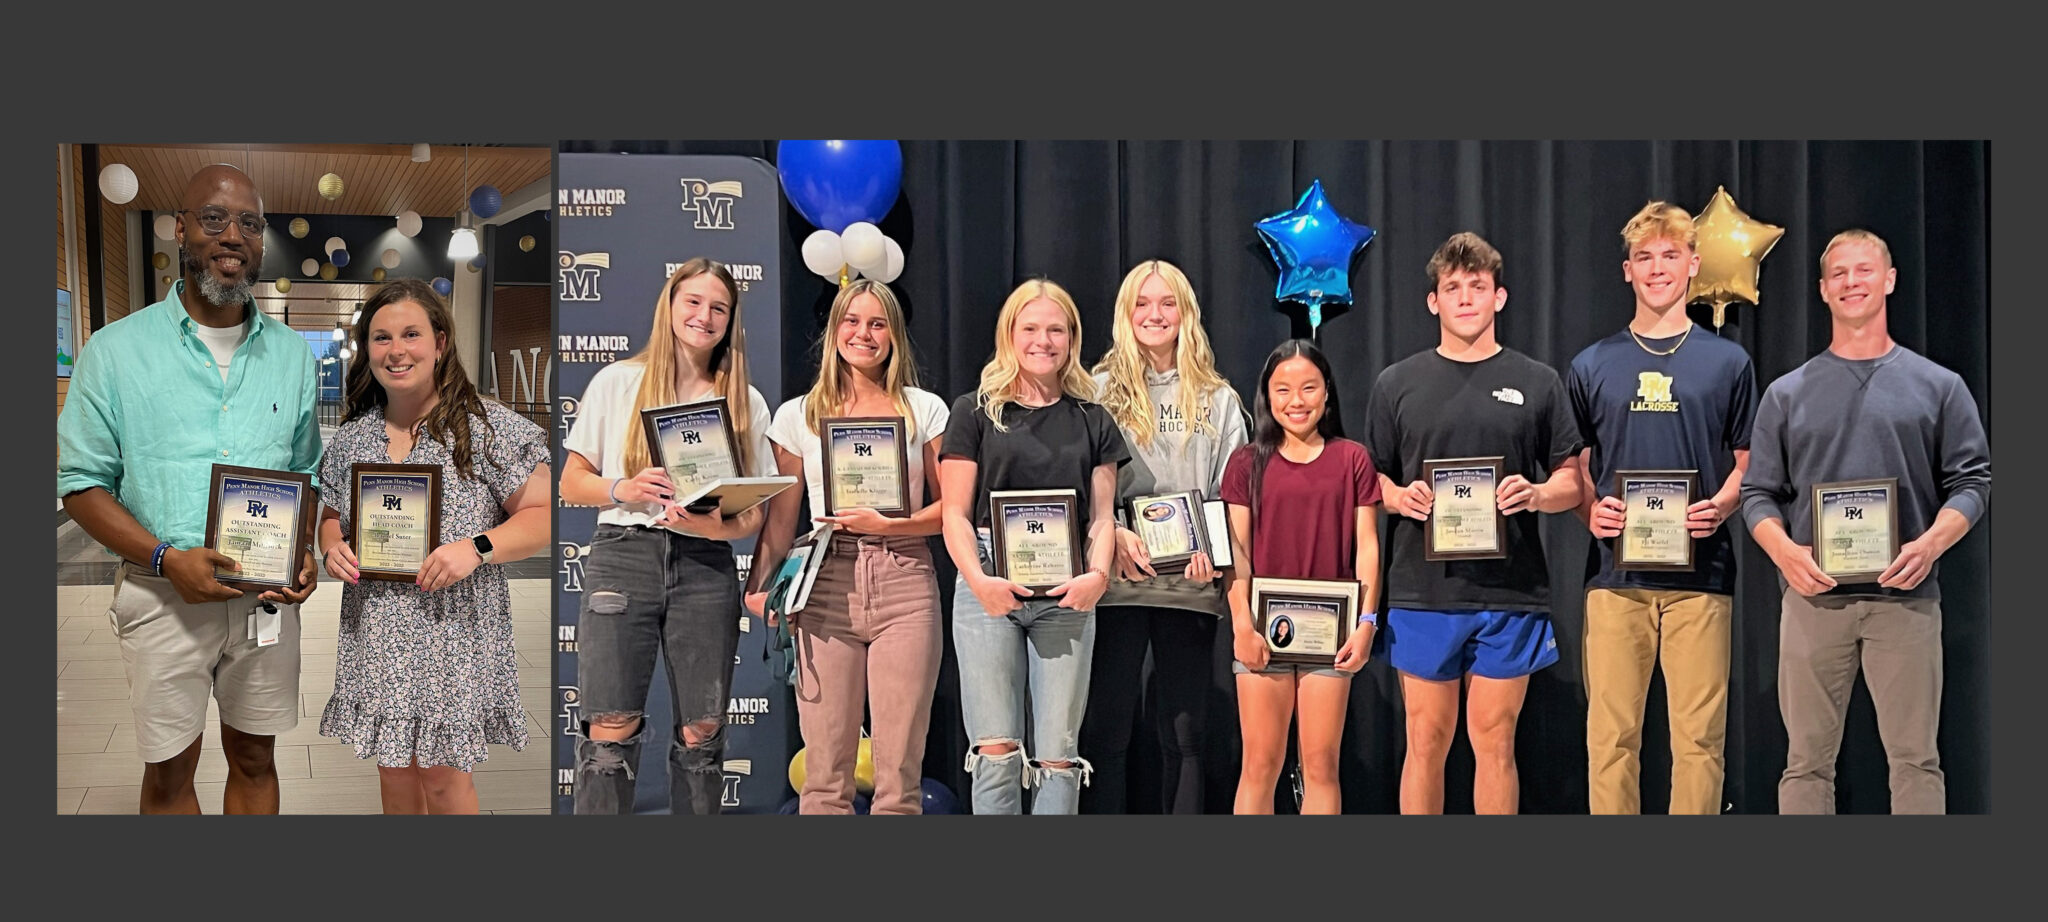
1778, 589, 1945, 814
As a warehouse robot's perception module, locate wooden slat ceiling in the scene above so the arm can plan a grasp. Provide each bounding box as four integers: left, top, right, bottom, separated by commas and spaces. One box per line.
252, 281, 374, 331
97, 143, 550, 217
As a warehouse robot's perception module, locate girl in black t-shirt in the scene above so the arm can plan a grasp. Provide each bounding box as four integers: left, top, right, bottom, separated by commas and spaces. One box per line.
938, 278, 1127, 815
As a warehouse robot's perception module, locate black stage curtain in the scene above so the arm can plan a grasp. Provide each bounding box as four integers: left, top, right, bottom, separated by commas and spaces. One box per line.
563, 140, 1990, 814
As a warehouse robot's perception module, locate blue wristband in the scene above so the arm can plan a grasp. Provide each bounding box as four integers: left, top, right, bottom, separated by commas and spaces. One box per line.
151, 542, 172, 576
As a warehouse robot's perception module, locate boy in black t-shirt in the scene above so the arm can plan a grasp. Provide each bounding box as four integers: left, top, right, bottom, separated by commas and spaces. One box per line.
1566, 202, 1758, 816
1365, 232, 1585, 815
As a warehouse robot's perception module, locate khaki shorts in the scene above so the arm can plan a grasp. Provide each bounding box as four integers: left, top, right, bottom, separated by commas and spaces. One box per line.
108, 564, 302, 762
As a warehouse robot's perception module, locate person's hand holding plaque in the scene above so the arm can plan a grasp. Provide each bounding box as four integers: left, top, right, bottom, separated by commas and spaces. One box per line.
1878, 533, 1942, 592
1047, 568, 1108, 612
815, 506, 890, 535
325, 537, 361, 585
1334, 621, 1376, 673
967, 571, 1031, 617
1388, 479, 1434, 521
1233, 623, 1271, 672
1686, 494, 1737, 539
256, 549, 318, 606
416, 540, 484, 593
1766, 539, 1838, 597
162, 546, 246, 604
612, 466, 675, 506
664, 502, 764, 542
1588, 495, 1627, 539
1496, 474, 1539, 514
1113, 526, 1156, 582
1182, 550, 1218, 583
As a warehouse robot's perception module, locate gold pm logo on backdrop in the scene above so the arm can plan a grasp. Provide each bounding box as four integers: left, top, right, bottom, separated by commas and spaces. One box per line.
557, 251, 611, 302
680, 179, 743, 230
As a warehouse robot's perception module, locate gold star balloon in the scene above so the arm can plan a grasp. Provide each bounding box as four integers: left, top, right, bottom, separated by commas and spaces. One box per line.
1688, 185, 1785, 328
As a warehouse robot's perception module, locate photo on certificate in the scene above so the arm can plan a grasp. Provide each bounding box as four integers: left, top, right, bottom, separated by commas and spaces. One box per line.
1129, 489, 1207, 568
640, 396, 742, 497
351, 462, 444, 581
988, 489, 1083, 594
1614, 469, 1698, 572
205, 464, 315, 592
1423, 456, 1506, 561
1812, 477, 1900, 583
820, 415, 910, 516
1250, 576, 1360, 667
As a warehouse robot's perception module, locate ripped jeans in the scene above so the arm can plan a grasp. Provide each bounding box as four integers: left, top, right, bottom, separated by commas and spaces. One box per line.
952, 531, 1097, 814
572, 524, 741, 815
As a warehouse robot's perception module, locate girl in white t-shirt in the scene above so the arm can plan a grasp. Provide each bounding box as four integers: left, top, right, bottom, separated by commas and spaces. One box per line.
745, 279, 950, 815
558, 258, 774, 815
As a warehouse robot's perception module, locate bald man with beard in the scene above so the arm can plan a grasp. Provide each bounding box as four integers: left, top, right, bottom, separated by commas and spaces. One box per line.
59, 164, 322, 814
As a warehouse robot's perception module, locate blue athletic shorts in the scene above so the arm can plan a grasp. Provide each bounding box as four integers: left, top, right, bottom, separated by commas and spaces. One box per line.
1378, 608, 1558, 681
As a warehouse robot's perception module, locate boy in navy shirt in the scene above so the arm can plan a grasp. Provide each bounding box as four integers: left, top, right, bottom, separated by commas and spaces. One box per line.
1567, 201, 1758, 814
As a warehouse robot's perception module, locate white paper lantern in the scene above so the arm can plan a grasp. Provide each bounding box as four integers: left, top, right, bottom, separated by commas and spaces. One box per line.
380, 248, 401, 269
324, 236, 346, 256
98, 164, 138, 204
411, 143, 432, 163
301, 258, 319, 276
153, 213, 177, 241
397, 211, 423, 237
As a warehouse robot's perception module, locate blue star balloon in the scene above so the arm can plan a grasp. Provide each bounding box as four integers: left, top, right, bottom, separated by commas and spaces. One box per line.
1254, 179, 1376, 330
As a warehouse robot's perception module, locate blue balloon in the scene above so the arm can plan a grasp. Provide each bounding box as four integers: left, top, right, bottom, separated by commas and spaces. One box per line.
330, 249, 350, 268
775, 140, 903, 232
919, 778, 961, 815
431, 277, 452, 297
853, 793, 872, 815
1253, 179, 1377, 331
469, 184, 503, 219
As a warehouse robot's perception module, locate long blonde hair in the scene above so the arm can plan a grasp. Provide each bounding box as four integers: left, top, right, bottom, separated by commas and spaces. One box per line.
977, 278, 1095, 432
621, 258, 757, 475
804, 279, 919, 434
1090, 260, 1231, 450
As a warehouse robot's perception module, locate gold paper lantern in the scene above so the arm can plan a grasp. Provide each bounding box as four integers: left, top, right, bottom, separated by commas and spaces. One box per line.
320, 262, 339, 281
466, 260, 480, 273
275, 278, 292, 293
151, 252, 170, 270
318, 173, 345, 201
289, 217, 310, 238
519, 235, 536, 252
161, 275, 173, 286
372, 268, 387, 282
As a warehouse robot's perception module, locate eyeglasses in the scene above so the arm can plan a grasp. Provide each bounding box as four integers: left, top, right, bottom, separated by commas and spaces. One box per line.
179, 208, 267, 237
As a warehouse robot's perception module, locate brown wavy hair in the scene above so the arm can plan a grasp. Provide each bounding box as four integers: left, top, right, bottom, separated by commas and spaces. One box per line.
341, 278, 497, 480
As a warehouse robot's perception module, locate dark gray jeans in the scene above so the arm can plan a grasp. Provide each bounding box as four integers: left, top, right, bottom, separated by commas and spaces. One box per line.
572, 524, 741, 815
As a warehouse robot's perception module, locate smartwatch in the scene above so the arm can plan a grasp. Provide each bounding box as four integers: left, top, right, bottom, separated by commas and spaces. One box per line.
471, 533, 495, 564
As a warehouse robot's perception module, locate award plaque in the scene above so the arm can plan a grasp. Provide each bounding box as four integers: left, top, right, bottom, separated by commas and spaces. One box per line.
764, 523, 834, 619
204, 464, 315, 593
641, 397, 743, 501
350, 463, 444, 581
1423, 457, 1506, 561
988, 489, 1084, 594
1202, 499, 1234, 568
820, 416, 911, 516
1128, 489, 1209, 568
1250, 577, 1361, 668
1812, 478, 1901, 583
1615, 469, 1698, 571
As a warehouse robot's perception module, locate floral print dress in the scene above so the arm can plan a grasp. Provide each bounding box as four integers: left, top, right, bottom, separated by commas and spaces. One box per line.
317, 400, 547, 771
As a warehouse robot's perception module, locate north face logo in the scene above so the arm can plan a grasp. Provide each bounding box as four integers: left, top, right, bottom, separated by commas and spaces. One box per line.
1492, 388, 1524, 406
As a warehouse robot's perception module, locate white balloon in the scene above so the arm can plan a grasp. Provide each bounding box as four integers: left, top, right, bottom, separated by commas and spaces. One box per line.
98, 164, 138, 204
301, 258, 319, 277
840, 222, 886, 273
873, 237, 906, 283
397, 211, 423, 237
801, 230, 844, 278
324, 236, 346, 256
153, 213, 177, 241
380, 248, 402, 269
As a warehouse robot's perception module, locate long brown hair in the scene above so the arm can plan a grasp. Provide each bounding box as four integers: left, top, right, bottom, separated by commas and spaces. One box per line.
803, 278, 918, 435
620, 258, 756, 475
341, 278, 497, 480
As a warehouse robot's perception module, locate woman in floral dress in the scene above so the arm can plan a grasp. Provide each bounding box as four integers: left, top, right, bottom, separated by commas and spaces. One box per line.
316, 278, 551, 814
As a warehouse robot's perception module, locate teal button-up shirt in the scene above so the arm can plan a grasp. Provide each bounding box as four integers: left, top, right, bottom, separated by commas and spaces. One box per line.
57, 281, 322, 551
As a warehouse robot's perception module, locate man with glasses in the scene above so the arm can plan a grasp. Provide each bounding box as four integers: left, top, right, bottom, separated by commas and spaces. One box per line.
59, 164, 321, 813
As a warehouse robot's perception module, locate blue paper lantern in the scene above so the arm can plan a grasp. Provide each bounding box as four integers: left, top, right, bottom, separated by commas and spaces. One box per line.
330, 249, 350, 269
431, 277, 452, 297
469, 184, 503, 219
469, 254, 486, 270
